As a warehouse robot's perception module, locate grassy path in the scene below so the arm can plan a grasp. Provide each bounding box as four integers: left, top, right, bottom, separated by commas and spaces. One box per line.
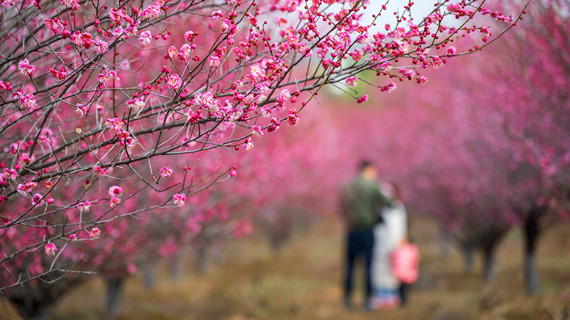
2, 216, 569, 319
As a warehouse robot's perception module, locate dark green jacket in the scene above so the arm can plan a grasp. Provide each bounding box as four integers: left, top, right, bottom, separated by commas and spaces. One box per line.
341, 176, 390, 231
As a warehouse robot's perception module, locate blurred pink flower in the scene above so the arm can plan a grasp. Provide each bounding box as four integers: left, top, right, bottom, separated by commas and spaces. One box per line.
209, 56, 221, 68
173, 193, 186, 207
108, 186, 122, 197
109, 196, 121, 207
357, 94, 368, 104
88, 227, 101, 239
45, 243, 57, 255
139, 31, 152, 46
78, 200, 91, 213
233, 220, 252, 238
184, 31, 196, 41
446, 46, 457, 55
160, 167, 173, 177
168, 74, 182, 89
18, 59, 36, 77
346, 77, 358, 87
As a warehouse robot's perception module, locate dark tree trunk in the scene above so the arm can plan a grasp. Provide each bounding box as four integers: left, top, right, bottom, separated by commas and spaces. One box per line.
105, 277, 125, 316
440, 227, 452, 259
482, 246, 496, 282
463, 244, 475, 273
524, 207, 542, 294
8, 272, 85, 320
11, 301, 52, 320
480, 227, 508, 282
169, 253, 182, 280
196, 244, 208, 273
143, 260, 156, 289
270, 235, 286, 252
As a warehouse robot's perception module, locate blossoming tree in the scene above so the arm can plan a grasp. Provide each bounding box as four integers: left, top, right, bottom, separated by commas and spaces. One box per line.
326, 0, 568, 293
440, 0, 570, 293
0, 0, 527, 317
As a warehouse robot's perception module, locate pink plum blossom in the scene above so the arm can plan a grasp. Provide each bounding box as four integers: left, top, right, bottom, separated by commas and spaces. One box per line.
31, 193, 44, 206
184, 31, 196, 41
417, 76, 429, 85
93, 166, 110, 176
112, 27, 124, 38
167, 46, 178, 59
4, 168, 17, 180
287, 109, 299, 126
357, 94, 369, 104
109, 196, 121, 207
346, 77, 358, 87
78, 200, 91, 213
243, 137, 254, 150
108, 186, 122, 197
173, 194, 186, 207
250, 64, 265, 80
105, 118, 124, 132
211, 10, 223, 20
49, 67, 67, 80
17, 153, 31, 166
126, 98, 145, 111
45, 243, 57, 255
168, 74, 182, 89
94, 40, 108, 54
88, 228, 101, 239
209, 56, 221, 68
17, 181, 38, 195
60, 0, 79, 10
45, 18, 65, 34
178, 44, 192, 61
139, 31, 152, 46
252, 125, 264, 136
160, 167, 173, 177
18, 59, 36, 77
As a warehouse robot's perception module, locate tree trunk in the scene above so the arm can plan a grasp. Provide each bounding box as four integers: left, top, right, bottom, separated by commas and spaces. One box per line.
105, 277, 125, 316
11, 301, 52, 320
143, 260, 156, 289
270, 234, 285, 252
524, 252, 539, 294
7, 273, 85, 320
482, 247, 496, 282
196, 244, 208, 273
169, 253, 182, 280
463, 244, 475, 273
440, 227, 452, 259
524, 207, 542, 294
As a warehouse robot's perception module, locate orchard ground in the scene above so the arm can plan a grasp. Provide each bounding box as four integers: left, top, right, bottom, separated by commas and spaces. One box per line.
2, 215, 569, 320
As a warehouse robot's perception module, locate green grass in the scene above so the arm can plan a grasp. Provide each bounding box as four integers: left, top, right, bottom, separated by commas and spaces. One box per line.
2, 216, 569, 320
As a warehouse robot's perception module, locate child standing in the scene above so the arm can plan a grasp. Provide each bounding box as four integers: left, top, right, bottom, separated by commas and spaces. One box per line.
390, 237, 420, 307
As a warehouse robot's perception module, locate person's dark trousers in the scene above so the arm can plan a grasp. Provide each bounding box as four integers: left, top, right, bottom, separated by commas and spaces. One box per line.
399, 282, 409, 307
343, 230, 375, 307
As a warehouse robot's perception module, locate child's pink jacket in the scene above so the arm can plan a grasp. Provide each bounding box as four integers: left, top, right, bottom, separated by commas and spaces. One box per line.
390, 243, 420, 284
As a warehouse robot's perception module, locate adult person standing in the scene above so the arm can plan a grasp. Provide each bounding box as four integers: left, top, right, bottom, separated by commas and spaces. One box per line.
340, 161, 391, 310
371, 183, 408, 308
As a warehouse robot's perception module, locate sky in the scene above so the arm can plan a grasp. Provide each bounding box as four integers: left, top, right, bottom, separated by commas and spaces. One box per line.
364, 0, 439, 27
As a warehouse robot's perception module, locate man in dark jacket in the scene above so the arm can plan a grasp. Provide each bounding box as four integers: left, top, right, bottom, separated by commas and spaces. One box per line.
340, 160, 391, 310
